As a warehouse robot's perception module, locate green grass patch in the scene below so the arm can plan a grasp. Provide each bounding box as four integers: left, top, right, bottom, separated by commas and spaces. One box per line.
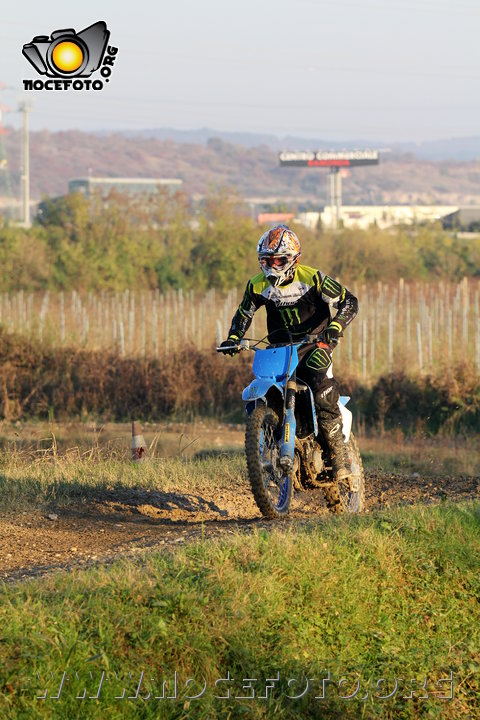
1, 501, 479, 718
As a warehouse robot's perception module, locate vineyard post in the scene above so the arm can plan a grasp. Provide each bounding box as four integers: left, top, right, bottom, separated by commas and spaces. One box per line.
164, 295, 170, 353
428, 313, 433, 372
462, 276, 469, 345
453, 284, 460, 364
197, 298, 203, 349
5, 295, 11, 331
104, 297, 110, 350
111, 295, 117, 345
117, 303, 125, 357
152, 298, 159, 358
216, 319, 222, 347
388, 311, 393, 373
82, 305, 89, 344
439, 292, 444, 366
447, 307, 453, 367
362, 319, 367, 379
190, 304, 195, 346
172, 290, 178, 351
19, 290, 24, 333
38, 292, 49, 342
475, 288, 480, 371
141, 294, 146, 358
10, 293, 15, 333
416, 322, 423, 372
27, 293, 33, 333
406, 284, 411, 350
178, 288, 185, 343
370, 305, 375, 374
128, 292, 135, 355
375, 287, 381, 367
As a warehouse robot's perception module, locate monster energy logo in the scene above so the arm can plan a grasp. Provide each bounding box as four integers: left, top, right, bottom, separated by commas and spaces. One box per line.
321, 276, 342, 298
279, 307, 301, 325
306, 348, 332, 370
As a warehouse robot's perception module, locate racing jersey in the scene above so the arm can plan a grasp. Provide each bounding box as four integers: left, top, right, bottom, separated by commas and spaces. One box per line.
227, 264, 358, 344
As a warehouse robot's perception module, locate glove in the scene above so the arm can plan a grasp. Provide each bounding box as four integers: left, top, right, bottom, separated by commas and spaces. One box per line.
325, 323, 342, 348
219, 336, 240, 356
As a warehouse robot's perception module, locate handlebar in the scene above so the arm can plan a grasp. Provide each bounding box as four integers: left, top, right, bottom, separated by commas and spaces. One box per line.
216, 332, 327, 354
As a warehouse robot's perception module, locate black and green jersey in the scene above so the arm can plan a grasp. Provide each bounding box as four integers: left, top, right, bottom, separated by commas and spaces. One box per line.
228, 265, 358, 344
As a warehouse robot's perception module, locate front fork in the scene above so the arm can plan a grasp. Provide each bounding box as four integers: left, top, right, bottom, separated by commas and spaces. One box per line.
279, 374, 297, 472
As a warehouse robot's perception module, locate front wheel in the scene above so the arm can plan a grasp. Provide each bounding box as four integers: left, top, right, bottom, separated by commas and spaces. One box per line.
324, 432, 365, 514
245, 404, 293, 519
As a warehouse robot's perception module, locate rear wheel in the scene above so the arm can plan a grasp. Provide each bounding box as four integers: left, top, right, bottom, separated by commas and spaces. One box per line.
245, 405, 293, 519
324, 432, 365, 514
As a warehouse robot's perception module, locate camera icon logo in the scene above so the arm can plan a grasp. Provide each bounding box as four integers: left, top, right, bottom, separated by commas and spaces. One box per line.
22, 21, 110, 78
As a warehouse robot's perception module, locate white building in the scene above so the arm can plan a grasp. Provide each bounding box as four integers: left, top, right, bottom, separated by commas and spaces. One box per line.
296, 205, 459, 230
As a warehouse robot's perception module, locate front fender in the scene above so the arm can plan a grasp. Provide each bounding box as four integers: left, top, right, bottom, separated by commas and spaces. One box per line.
242, 378, 284, 403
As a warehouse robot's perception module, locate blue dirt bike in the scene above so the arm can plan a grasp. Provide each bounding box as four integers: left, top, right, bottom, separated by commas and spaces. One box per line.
218, 335, 365, 520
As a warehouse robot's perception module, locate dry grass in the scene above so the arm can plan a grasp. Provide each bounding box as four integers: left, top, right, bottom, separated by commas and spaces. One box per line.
359, 432, 480, 477
0, 420, 477, 515
0, 420, 246, 512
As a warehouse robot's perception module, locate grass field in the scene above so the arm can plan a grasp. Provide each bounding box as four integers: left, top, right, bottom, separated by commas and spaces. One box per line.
1, 501, 479, 719
1, 423, 478, 718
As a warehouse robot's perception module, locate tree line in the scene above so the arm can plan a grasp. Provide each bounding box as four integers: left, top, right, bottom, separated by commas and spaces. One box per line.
0, 189, 478, 292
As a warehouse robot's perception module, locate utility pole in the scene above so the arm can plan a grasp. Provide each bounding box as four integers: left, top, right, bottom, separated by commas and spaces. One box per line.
0, 83, 13, 213
329, 167, 342, 229
19, 101, 31, 228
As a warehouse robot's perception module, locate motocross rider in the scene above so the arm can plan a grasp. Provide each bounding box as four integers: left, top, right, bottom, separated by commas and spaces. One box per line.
219, 224, 358, 481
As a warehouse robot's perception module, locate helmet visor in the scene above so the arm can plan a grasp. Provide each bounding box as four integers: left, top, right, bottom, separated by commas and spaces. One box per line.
260, 255, 290, 269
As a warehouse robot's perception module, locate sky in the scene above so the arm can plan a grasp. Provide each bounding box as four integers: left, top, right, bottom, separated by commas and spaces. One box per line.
1, 0, 479, 142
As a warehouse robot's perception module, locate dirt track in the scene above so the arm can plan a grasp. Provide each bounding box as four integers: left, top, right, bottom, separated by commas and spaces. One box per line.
1, 470, 478, 583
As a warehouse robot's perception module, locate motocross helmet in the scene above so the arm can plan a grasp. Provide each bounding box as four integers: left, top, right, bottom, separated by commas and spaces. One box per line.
257, 225, 301, 287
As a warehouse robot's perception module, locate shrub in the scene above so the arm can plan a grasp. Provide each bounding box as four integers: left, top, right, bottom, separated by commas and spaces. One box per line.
0, 329, 478, 433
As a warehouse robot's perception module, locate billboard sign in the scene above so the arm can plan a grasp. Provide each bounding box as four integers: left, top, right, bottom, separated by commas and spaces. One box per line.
279, 150, 379, 167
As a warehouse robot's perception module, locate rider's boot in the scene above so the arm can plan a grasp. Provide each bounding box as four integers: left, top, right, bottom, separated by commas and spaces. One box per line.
322, 418, 350, 482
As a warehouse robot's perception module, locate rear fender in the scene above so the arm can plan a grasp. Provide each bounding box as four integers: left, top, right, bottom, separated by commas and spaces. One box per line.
339, 395, 352, 442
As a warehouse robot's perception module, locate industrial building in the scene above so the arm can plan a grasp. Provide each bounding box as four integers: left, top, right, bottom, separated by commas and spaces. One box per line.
68, 176, 183, 198
251, 200, 476, 231
301, 204, 460, 230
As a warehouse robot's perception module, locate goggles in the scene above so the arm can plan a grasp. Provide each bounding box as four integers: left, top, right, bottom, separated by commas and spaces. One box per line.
260, 255, 290, 269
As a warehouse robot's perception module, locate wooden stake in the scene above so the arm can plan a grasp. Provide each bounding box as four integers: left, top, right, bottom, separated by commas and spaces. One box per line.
416, 322, 423, 372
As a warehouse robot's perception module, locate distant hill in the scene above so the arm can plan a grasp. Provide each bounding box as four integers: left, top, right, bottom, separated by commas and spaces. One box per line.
103, 127, 480, 161
103, 128, 379, 152
392, 136, 480, 162
4, 128, 480, 205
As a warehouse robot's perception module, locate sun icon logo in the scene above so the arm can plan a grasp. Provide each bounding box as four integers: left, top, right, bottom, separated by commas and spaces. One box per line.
51, 40, 85, 74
